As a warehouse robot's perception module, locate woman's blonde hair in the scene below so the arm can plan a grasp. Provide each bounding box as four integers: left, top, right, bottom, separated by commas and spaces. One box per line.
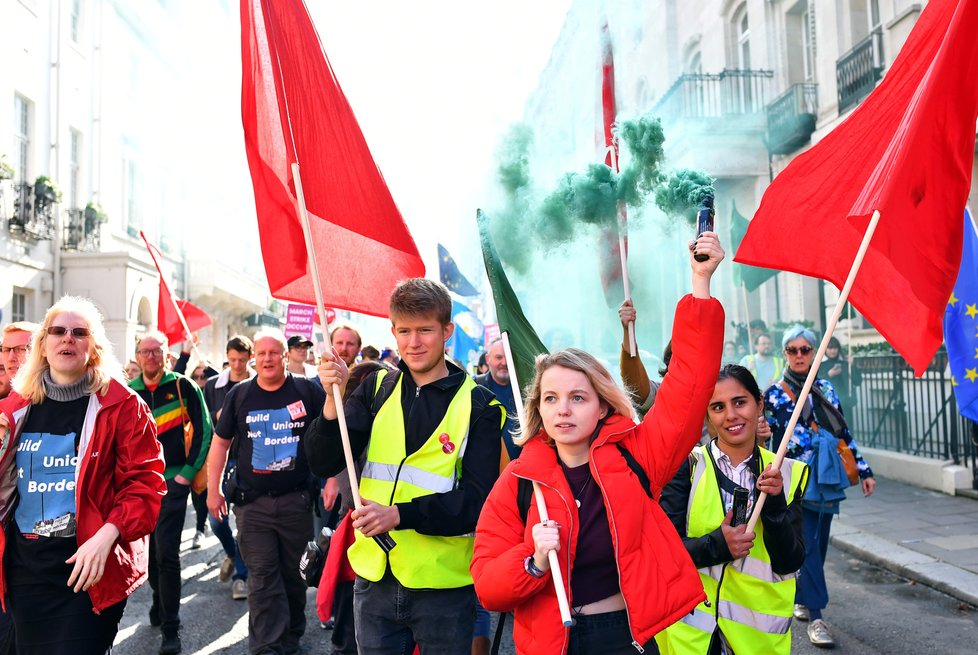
514, 348, 635, 447
14, 296, 122, 404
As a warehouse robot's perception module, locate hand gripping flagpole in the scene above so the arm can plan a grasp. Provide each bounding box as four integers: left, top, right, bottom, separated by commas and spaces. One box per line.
747, 210, 880, 532
291, 162, 395, 552
501, 332, 573, 627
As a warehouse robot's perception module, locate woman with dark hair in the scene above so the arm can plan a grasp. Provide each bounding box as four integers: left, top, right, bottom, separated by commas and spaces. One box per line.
472, 234, 725, 654
0, 296, 165, 654
822, 336, 861, 415
657, 365, 808, 655
764, 325, 875, 648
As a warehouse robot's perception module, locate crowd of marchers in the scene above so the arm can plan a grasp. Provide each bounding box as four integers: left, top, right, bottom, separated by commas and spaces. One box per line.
0, 231, 877, 655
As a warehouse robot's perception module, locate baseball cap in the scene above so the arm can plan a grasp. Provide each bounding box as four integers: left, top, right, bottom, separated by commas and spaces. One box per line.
287, 335, 313, 349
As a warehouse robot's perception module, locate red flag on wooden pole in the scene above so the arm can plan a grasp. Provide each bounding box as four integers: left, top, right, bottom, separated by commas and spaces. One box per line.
240, 0, 425, 318
140, 232, 212, 345
735, 0, 978, 375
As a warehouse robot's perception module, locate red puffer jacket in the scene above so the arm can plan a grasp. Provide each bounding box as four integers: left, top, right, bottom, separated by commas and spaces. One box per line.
0, 378, 166, 611
472, 295, 723, 654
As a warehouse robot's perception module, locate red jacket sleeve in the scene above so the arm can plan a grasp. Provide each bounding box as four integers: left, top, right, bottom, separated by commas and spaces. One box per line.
472, 468, 551, 611
623, 295, 724, 496
106, 394, 167, 542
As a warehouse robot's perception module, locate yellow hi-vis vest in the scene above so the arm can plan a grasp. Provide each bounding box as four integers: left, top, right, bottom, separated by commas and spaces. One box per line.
657, 446, 809, 655
348, 370, 499, 589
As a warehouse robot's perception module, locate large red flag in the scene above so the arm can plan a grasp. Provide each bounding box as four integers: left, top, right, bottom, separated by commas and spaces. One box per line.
140, 232, 212, 344
735, 0, 978, 375
240, 0, 425, 318
598, 20, 625, 306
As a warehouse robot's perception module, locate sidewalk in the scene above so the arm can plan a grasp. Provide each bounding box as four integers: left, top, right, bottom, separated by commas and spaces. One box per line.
832, 476, 978, 606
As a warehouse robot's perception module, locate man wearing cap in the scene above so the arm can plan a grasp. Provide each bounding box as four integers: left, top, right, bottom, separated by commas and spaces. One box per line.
286, 335, 317, 377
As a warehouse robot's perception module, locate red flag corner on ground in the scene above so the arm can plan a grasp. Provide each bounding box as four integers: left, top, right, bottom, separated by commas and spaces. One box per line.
240, 0, 425, 318
140, 231, 212, 345
734, 0, 978, 376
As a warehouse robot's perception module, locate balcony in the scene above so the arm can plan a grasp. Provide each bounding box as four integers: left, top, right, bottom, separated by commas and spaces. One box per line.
837, 29, 884, 115
766, 83, 818, 155
7, 182, 56, 241
62, 208, 102, 253
654, 69, 775, 123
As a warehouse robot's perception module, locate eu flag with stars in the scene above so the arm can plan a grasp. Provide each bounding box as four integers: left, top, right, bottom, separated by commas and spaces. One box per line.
944, 209, 978, 421
447, 301, 483, 368
439, 244, 479, 296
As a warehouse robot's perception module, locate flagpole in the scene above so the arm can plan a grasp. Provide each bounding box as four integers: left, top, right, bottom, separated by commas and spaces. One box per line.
501, 332, 573, 628
291, 162, 395, 552
741, 285, 752, 356
139, 231, 205, 364
847, 303, 853, 397
618, 209, 637, 357
747, 210, 881, 532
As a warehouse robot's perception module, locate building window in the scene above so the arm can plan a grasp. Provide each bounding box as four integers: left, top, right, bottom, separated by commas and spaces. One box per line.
69, 129, 82, 208
13, 94, 31, 183
124, 158, 140, 236
11, 292, 26, 323
802, 8, 815, 82
735, 5, 751, 70
70, 0, 82, 43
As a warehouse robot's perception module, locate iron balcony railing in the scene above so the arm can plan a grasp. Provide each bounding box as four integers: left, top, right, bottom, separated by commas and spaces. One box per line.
8, 182, 56, 241
766, 82, 818, 155
62, 208, 101, 252
837, 29, 884, 114
653, 69, 774, 124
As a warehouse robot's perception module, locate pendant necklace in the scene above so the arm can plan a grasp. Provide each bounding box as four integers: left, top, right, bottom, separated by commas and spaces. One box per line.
574, 474, 592, 508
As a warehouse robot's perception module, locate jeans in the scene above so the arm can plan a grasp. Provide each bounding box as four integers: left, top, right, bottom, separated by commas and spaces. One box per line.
331, 581, 357, 655
353, 570, 475, 655
149, 479, 190, 635
568, 610, 658, 655
234, 491, 312, 655
797, 508, 834, 618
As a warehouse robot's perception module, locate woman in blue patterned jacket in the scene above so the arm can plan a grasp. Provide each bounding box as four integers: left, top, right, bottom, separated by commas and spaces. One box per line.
763, 325, 875, 649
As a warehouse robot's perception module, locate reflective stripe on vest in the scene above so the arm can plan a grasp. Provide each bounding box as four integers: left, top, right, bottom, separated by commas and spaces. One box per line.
656, 445, 808, 655
348, 370, 493, 589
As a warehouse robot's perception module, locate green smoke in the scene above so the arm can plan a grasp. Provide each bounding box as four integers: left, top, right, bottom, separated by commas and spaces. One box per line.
654, 169, 716, 225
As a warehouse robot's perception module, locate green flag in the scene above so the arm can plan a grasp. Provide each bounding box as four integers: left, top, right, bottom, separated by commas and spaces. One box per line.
477, 209, 549, 392
730, 201, 779, 291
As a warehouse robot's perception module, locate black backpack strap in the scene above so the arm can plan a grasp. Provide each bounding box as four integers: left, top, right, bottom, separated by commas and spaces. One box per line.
491, 612, 508, 655
616, 444, 653, 500
516, 478, 533, 524
370, 369, 401, 417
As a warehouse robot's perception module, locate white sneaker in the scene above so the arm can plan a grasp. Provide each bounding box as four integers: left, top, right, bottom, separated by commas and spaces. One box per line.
231, 579, 248, 600
218, 556, 234, 583
808, 619, 835, 648
191, 530, 204, 550
793, 603, 810, 621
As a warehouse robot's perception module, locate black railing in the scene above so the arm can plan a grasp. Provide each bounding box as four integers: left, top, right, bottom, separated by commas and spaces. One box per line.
8, 182, 56, 241
766, 83, 818, 155
836, 29, 884, 114
846, 352, 978, 489
654, 69, 774, 124
62, 208, 101, 252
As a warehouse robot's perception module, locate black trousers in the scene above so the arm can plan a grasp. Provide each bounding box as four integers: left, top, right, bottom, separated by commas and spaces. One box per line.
149, 479, 190, 635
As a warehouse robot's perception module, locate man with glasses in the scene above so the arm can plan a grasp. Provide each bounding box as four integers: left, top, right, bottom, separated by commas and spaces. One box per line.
207, 329, 326, 655
1, 322, 39, 384
286, 335, 317, 377
130, 331, 212, 655
740, 332, 784, 391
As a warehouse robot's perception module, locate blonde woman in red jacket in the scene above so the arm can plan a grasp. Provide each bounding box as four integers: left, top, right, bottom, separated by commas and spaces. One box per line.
472, 235, 725, 654
0, 296, 166, 655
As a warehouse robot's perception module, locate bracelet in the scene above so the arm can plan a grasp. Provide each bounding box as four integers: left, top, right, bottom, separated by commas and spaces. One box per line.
524, 555, 545, 578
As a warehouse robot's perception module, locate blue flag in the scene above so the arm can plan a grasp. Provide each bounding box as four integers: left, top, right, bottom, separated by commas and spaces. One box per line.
944, 209, 978, 421
439, 244, 479, 296
447, 301, 483, 369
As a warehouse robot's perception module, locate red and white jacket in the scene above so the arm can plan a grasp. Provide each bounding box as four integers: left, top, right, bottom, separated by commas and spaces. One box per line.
472, 296, 724, 654
0, 377, 166, 611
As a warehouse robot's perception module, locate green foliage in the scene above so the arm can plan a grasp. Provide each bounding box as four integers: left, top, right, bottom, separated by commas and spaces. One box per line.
850, 342, 897, 355
0, 156, 14, 181
34, 175, 63, 203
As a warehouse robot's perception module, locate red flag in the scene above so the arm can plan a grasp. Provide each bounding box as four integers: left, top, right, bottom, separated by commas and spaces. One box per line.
734, 0, 978, 375
139, 232, 212, 344
598, 20, 625, 306
240, 0, 425, 318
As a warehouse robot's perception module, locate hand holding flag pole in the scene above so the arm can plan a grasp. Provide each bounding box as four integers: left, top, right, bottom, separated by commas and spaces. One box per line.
501, 332, 573, 627
747, 210, 881, 532
291, 163, 395, 553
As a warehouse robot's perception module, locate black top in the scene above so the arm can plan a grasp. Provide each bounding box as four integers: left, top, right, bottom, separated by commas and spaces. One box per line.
304, 359, 503, 536
561, 461, 619, 607
9, 396, 90, 586
215, 375, 326, 494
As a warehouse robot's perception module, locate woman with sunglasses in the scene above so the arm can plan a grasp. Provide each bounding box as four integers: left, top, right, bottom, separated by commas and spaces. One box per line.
763, 325, 875, 649
0, 296, 166, 654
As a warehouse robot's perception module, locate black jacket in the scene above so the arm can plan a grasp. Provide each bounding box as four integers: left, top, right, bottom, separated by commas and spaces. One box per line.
660, 445, 806, 575
305, 359, 502, 537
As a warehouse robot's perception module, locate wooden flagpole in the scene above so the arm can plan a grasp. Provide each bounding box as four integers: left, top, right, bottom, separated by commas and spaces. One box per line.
741, 285, 752, 357
501, 332, 573, 627
292, 163, 394, 551
747, 210, 881, 532
607, 146, 636, 357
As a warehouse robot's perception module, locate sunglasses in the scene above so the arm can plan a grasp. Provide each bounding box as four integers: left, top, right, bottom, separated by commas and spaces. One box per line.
46, 326, 92, 338
785, 346, 814, 356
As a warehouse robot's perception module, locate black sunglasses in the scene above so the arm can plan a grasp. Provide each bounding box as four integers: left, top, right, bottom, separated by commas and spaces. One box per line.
46, 326, 92, 338
785, 345, 814, 356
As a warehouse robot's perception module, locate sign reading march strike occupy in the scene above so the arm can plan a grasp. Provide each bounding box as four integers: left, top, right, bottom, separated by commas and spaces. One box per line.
285, 304, 315, 340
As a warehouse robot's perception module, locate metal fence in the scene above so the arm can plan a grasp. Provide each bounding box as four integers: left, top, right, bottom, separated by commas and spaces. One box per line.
847, 352, 978, 488
653, 69, 774, 124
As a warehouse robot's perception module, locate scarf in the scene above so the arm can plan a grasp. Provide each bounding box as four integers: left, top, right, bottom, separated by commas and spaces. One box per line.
782, 367, 847, 436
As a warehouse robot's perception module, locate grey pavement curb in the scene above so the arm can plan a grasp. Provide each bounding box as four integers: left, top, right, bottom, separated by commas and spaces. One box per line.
830, 520, 978, 608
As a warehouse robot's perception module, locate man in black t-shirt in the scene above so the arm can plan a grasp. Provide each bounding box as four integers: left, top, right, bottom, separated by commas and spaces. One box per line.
207, 329, 326, 655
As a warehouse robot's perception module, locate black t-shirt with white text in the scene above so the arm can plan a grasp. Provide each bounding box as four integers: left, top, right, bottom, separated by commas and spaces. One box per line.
216, 374, 326, 494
